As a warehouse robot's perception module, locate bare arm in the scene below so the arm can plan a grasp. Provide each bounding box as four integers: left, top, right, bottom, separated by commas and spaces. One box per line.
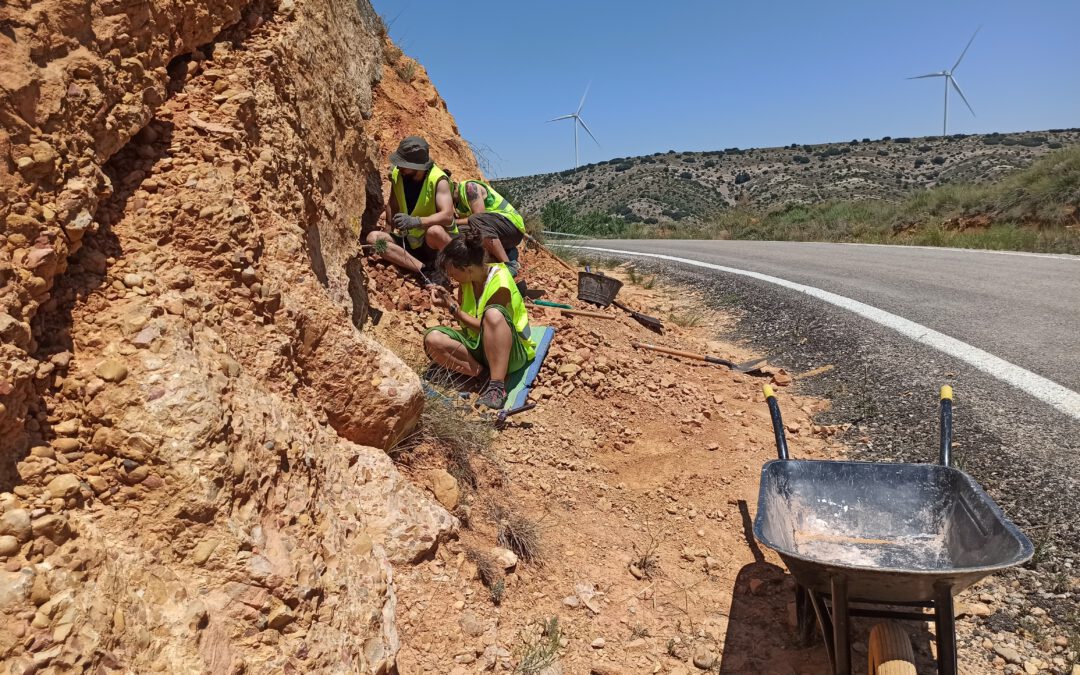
420, 179, 455, 229
454, 182, 488, 227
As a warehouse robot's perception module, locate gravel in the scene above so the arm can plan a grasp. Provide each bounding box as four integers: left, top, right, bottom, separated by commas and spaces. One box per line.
601, 255, 1080, 665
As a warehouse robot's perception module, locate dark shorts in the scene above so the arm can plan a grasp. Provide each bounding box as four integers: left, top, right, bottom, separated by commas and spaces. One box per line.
410, 242, 438, 266
469, 213, 524, 251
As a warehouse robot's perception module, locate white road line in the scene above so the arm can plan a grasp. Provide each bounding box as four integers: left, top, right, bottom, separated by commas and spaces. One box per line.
573, 245, 1080, 421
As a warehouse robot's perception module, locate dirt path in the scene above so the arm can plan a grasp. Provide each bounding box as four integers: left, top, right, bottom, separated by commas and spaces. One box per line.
365, 251, 856, 673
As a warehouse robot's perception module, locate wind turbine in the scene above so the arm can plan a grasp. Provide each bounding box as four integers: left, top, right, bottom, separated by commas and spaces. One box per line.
908, 27, 981, 136
547, 84, 600, 169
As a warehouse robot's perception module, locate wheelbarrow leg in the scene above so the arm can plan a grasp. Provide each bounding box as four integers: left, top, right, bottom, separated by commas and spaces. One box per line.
832, 576, 851, 675
934, 583, 958, 675
795, 584, 817, 646
807, 590, 836, 672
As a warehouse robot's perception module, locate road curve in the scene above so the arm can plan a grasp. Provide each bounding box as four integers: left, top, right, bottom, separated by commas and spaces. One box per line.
575, 239, 1080, 402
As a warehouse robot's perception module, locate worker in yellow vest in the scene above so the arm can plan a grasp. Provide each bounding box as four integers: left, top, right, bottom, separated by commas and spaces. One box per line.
451, 179, 528, 277
366, 136, 457, 281
425, 229, 536, 409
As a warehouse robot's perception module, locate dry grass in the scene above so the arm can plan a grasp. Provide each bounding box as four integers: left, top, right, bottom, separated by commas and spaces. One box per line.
631, 527, 663, 579
514, 617, 562, 674
491, 504, 543, 564
395, 59, 418, 82
464, 545, 505, 605
669, 307, 706, 328
392, 366, 494, 464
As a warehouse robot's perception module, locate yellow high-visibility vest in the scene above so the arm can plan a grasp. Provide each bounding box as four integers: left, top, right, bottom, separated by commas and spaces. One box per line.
454, 180, 526, 234
460, 263, 536, 359
391, 165, 457, 248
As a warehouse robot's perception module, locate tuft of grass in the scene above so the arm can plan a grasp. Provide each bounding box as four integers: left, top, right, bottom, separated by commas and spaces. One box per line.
669, 308, 705, 328
465, 545, 505, 605
395, 59, 418, 82
631, 529, 662, 579
391, 368, 494, 466
514, 617, 562, 675
666, 637, 680, 657
492, 504, 543, 564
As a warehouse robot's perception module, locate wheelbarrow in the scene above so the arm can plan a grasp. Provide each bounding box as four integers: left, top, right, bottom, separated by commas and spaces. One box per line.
753, 385, 1033, 675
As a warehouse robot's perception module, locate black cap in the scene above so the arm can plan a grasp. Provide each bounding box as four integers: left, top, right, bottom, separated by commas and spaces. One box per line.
389, 135, 434, 171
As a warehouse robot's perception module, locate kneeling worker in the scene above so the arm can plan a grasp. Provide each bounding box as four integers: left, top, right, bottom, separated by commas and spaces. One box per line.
451, 177, 527, 277
367, 136, 457, 280
424, 229, 536, 409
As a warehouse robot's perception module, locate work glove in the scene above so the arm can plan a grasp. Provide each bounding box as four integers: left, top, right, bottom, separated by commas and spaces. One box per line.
392, 213, 422, 232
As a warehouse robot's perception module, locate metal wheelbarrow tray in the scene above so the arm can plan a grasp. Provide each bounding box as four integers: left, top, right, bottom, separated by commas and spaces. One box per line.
752, 385, 1033, 675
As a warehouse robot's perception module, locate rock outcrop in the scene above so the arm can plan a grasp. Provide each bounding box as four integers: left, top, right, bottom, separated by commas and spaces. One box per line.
1, 0, 469, 671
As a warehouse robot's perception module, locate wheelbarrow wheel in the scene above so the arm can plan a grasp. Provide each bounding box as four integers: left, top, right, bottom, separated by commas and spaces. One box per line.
868, 622, 917, 675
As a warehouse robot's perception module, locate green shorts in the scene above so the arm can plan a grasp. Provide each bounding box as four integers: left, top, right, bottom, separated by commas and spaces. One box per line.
425, 305, 534, 375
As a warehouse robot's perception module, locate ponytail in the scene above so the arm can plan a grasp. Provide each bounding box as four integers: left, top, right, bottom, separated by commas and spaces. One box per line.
437, 227, 485, 270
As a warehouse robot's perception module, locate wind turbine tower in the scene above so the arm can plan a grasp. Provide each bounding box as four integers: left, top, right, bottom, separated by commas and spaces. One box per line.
908, 27, 981, 136
548, 84, 601, 169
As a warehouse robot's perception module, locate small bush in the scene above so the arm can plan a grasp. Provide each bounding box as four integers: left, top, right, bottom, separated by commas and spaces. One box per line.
932, 156, 946, 165
514, 617, 562, 674
395, 59, 418, 82
493, 505, 543, 563
734, 172, 751, 185
792, 155, 810, 164
465, 546, 505, 605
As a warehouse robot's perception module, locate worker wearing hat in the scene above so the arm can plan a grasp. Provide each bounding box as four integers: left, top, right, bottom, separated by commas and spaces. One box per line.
366, 136, 457, 280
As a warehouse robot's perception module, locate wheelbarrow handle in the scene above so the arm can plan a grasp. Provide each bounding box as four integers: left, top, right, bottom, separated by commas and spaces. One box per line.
939, 385, 954, 467
762, 385, 790, 461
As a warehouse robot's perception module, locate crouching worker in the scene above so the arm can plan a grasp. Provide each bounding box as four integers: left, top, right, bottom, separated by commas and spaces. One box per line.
424, 229, 537, 409
451, 178, 528, 277
366, 136, 457, 281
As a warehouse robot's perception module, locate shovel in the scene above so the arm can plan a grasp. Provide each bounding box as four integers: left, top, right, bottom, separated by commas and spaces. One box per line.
612, 301, 664, 334
632, 341, 767, 373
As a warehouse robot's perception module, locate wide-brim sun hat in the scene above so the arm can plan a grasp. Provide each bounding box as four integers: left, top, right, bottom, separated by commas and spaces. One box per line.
389, 135, 434, 171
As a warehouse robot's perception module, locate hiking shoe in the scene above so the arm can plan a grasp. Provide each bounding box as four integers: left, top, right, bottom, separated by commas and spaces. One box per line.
477, 380, 508, 410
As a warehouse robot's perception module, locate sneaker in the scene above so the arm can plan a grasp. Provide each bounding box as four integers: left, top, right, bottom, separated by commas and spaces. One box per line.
477, 380, 508, 410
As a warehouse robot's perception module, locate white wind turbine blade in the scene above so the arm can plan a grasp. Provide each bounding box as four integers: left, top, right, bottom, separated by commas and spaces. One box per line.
547, 114, 576, 122
908, 71, 947, 79
952, 26, 981, 72
576, 82, 591, 115
577, 116, 600, 147
949, 76, 976, 116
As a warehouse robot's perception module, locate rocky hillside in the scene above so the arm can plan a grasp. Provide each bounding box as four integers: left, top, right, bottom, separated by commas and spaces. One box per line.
0, 0, 478, 671
495, 129, 1080, 227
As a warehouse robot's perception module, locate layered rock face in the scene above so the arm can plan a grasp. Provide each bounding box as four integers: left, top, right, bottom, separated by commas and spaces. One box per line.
0, 0, 461, 671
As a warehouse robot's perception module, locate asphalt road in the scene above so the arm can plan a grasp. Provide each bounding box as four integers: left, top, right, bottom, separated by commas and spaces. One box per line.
570, 238, 1080, 618
577, 240, 1080, 395
568, 238, 1080, 665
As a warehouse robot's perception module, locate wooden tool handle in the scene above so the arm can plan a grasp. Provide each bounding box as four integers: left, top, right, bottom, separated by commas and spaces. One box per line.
527, 302, 617, 320
631, 341, 707, 362
557, 307, 617, 320
526, 233, 576, 273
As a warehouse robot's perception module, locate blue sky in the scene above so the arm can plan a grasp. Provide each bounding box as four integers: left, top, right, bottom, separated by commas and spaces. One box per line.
372, 1, 1080, 178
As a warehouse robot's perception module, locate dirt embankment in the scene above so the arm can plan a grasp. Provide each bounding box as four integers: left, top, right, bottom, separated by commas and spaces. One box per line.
0, 0, 478, 671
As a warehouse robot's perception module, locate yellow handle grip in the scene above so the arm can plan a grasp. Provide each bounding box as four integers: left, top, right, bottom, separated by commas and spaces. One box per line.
763, 384, 776, 400
940, 385, 954, 401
